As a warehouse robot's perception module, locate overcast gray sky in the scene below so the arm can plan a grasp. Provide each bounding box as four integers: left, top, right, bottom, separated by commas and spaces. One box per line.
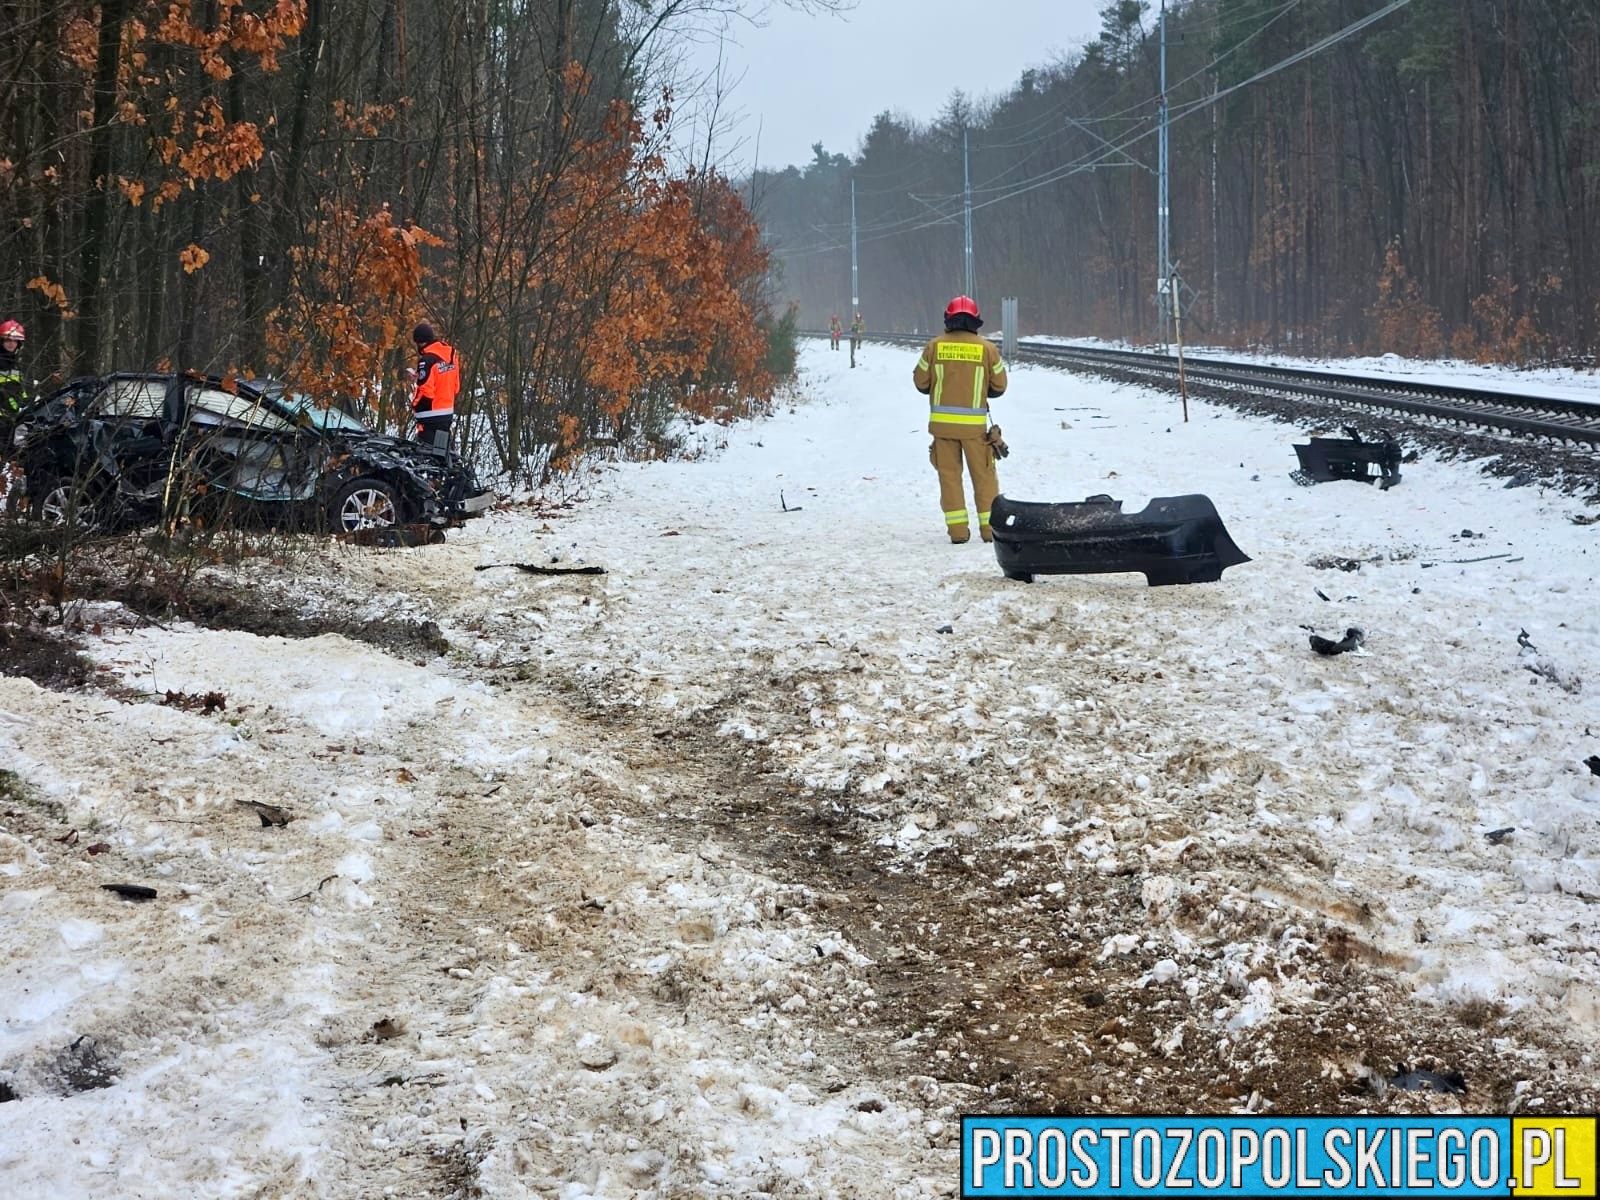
683, 1, 1107, 172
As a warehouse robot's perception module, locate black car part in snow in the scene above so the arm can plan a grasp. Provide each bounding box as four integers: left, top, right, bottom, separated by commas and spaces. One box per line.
11, 372, 491, 532
1291, 426, 1404, 489
1309, 627, 1365, 656
989, 493, 1252, 587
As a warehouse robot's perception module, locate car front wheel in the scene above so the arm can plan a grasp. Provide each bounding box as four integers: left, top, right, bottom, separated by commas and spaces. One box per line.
331, 477, 404, 533
31, 477, 101, 529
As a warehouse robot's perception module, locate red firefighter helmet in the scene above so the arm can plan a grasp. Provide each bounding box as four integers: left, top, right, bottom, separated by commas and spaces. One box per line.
0, 319, 25, 343
944, 295, 980, 322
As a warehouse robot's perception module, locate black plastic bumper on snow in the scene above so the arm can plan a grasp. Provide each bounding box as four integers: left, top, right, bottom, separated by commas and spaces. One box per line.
1291, 434, 1403, 489
990, 493, 1252, 587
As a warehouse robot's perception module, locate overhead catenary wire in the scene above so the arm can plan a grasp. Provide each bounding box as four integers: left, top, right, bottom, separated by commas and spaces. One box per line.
775, 0, 1413, 260
774, 0, 1311, 251
778, 3, 1305, 248
770, 2, 1307, 246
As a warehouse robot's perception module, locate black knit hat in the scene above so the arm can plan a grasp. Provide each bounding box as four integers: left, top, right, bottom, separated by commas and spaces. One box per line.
412, 322, 436, 345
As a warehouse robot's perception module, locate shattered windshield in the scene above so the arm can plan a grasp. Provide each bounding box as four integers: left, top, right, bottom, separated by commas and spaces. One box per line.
265, 387, 371, 433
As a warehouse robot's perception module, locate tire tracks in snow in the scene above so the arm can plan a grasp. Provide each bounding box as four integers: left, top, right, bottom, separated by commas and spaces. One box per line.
283, 537, 1600, 1119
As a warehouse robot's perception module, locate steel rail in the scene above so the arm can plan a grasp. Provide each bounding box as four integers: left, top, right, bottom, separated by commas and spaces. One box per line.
813, 332, 1600, 446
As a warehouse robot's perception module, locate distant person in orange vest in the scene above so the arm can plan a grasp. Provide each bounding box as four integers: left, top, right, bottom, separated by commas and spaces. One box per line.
829, 313, 842, 351
410, 322, 460, 454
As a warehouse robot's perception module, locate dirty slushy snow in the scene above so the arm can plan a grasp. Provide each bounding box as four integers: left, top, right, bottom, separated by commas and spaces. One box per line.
3, 339, 1598, 1195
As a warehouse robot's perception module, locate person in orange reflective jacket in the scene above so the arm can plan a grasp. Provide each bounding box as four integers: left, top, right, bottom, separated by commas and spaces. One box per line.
829, 313, 842, 350
912, 296, 1007, 544
411, 322, 460, 454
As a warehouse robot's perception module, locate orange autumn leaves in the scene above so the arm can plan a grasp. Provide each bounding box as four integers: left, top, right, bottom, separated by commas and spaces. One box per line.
268, 206, 441, 416
87, 1, 305, 216
583, 173, 769, 419
462, 93, 775, 457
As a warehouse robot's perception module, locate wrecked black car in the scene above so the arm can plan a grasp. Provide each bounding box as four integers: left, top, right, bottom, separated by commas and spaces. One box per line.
11, 373, 492, 532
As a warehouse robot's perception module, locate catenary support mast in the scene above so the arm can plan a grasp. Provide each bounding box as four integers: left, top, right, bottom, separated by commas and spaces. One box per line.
963, 127, 975, 298
1157, 0, 1172, 343
851, 176, 859, 311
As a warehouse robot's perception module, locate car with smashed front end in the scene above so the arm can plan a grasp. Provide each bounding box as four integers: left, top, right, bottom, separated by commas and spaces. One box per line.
10, 372, 492, 532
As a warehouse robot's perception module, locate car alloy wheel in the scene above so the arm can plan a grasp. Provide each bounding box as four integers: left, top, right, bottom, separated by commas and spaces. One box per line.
38, 482, 98, 528
337, 483, 400, 531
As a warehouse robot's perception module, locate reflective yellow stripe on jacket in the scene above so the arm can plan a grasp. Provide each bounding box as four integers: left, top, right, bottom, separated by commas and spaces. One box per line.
929, 339, 988, 428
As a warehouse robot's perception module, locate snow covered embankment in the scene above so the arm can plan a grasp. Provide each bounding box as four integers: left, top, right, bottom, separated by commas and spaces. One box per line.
372, 339, 1600, 1098
1, 619, 946, 1197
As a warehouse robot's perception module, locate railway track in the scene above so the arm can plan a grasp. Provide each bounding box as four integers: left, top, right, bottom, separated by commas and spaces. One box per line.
823, 332, 1600, 447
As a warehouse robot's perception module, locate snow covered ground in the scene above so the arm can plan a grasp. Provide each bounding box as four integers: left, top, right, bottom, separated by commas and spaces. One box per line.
1028, 335, 1600, 406
3, 339, 1599, 1195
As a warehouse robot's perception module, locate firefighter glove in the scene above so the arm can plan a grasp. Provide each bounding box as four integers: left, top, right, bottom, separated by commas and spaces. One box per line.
986, 425, 1010, 459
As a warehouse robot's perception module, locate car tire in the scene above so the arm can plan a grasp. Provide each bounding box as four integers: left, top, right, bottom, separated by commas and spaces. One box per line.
30, 476, 101, 529
331, 477, 405, 533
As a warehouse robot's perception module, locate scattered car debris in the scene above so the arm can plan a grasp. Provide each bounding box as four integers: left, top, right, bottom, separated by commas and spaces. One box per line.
1518, 628, 1538, 654
159, 689, 227, 714
990, 493, 1251, 586
1584, 756, 1599, 777
1572, 514, 1600, 526
1291, 427, 1403, 489
237, 799, 293, 828
0, 1080, 16, 1103
338, 524, 447, 548
370, 1018, 404, 1042
100, 883, 157, 902
1485, 827, 1515, 845
1422, 553, 1512, 567
1525, 658, 1582, 695
474, 563, 606, 576
1388, 1063, 1466, 1095
1502, 470, 1538, 489
86, 842, 110, 855
289, 873, 339, 902
780, 491, 803, 512
1308, 555, 1362, 572
1309, 627, 1365, 656
934, 625, 954, 635
53, 1036, 118, 1094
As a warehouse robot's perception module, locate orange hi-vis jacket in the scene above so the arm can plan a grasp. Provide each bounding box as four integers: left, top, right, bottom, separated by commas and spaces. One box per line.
912, 329, 1007, 437
414, 340, 461, 418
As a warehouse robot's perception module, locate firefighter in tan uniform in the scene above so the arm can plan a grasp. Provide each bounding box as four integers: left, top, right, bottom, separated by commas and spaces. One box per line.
912, 296, 1007, 543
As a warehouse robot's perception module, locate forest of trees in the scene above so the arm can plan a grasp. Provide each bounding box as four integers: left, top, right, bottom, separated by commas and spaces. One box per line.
0, 0, 809, 476
756, 0, 1600, 363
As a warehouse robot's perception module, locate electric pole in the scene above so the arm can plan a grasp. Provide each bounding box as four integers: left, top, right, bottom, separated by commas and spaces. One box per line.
1157, 0, 1173, 343
850, 176, 859, 312
963, 126, 975, 297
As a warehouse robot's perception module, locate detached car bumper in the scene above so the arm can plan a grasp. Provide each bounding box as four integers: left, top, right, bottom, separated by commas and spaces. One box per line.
990, 493, 1251, 587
